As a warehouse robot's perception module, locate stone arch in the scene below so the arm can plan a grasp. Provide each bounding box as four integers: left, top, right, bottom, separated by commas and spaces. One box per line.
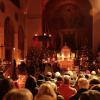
18, 25, 24, 58
42, 0, 93, 51
4, 16, 15, 61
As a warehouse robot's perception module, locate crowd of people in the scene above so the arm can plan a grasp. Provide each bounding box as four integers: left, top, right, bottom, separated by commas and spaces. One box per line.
0, 48, 100, 100
0, 64, 100, 100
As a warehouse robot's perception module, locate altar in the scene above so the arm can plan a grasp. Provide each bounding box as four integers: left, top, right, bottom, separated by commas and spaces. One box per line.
57, 45, 75, 71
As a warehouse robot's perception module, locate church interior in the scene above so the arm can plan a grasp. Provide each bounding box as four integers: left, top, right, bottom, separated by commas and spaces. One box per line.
0, 0, 100, 71
0, 1, 100, 100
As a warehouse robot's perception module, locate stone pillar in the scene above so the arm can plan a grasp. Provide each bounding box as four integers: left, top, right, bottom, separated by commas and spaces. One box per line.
0, 27, 5, 60
13, 32, 20, 62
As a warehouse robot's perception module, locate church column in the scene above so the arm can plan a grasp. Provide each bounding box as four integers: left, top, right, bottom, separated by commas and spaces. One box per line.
0, 27, 5, 60
13, 32, 19, 61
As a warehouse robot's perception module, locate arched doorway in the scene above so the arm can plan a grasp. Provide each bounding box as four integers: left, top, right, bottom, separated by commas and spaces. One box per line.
4, 17, 15, 61
42, 0, 93, 51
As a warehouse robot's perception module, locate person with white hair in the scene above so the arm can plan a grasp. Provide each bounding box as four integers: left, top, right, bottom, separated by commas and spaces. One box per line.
34, 83, 57, 100
91, 71, 96, 75
55, 72, 61, 78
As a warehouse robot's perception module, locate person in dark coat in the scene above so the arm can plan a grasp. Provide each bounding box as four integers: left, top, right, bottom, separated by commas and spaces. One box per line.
79, 90, 100, 100
25, 75, 38, 98
70, 78, 89, 100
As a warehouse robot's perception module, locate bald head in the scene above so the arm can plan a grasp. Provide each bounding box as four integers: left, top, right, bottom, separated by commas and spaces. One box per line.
78, 78, 89, 89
